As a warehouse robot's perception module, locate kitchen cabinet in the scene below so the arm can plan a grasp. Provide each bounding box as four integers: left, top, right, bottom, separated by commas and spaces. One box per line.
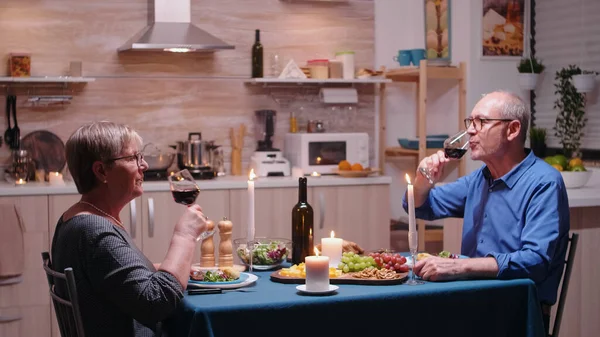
381, 59, 467, 250
0, 196, 50, 337
228, 183, 390, 263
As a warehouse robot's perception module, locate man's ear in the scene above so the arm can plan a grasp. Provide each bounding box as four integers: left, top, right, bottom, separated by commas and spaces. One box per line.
92, 161, 108, 183
506, 120, 521, 142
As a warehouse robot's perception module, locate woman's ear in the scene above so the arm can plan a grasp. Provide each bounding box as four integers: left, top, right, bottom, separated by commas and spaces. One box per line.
92, 161, 108, 184
506, 120, 521, 142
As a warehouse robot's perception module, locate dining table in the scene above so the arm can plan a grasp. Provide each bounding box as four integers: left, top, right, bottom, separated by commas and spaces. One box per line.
164, 263, 546, 337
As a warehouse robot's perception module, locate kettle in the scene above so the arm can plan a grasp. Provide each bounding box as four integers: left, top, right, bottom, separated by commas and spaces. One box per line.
177, 132, 221, 171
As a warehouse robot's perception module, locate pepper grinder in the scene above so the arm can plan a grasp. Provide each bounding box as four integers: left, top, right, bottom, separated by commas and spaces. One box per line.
199, 220, 215, 267
217, 217, 233, 267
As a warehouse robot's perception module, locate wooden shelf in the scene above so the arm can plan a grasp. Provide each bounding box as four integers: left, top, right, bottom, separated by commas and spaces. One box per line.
0, 76, 95, 83
385, 66, 463, 82
379, 59, 467, 251
244, 78, 391, 85
385, 147, 443, 158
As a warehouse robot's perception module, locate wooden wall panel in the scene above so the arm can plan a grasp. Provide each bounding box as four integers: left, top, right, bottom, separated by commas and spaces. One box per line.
0, 0, 376, 171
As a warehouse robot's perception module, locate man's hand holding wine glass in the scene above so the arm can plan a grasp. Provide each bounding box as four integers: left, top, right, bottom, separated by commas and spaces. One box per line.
416, 150, 450, 188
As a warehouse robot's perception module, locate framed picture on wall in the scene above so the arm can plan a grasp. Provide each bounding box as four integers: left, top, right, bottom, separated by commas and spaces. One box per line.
424, 0, 451, 62
481, 0, 529, 59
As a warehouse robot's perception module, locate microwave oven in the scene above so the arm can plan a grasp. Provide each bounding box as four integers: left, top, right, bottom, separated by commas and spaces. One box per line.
284, 132, 369, 175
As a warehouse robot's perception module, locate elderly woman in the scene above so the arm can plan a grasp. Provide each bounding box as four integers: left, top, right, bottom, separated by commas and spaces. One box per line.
51, 121, 208, 337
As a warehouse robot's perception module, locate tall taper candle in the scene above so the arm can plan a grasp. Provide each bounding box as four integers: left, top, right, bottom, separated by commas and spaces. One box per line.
405, 174, 416, 233
247, 169, 256, 242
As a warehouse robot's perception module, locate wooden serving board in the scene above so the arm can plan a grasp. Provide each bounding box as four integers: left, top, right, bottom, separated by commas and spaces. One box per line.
270, 270, 408, 285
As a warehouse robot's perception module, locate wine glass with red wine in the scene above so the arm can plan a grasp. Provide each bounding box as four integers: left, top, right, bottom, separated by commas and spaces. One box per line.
419, 130, 469, 184
168, 169, 214, 241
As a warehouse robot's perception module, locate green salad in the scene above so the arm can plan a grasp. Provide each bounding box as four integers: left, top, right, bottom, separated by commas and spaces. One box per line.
237, 241, 287, 265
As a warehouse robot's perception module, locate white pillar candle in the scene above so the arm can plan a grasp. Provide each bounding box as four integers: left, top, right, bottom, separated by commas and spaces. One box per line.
321, 230, 343, 268
305, 247, 330, 292
247, 169, 256, 243
405, 174, 416, 233
49, 172, 65, 186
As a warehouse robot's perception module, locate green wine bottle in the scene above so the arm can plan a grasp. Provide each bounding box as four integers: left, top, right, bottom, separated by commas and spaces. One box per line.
251, 29, 263, 78
291, 177, 313, 264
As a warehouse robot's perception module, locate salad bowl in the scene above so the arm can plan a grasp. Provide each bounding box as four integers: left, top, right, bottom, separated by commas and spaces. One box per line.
234, 237, 291, 270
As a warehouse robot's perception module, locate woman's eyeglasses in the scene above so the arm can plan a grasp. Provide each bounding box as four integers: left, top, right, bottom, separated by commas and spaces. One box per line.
106, 152, 145, 167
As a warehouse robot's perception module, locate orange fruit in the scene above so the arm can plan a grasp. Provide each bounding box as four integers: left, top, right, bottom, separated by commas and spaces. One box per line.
338, 160, 351, 171
351, 163, 364, 171
551, 164, 563, 172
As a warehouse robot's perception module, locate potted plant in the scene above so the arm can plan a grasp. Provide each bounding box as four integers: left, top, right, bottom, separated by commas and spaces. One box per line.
529, 127, 547, 158
553, 65, 588, 158
572, 69, 598, 93
517, 57, 545, 90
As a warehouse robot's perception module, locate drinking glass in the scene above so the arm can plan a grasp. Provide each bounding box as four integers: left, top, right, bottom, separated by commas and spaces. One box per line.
406, 231, 424, 285
168, 169, 214, 241
419, 130, 470, 184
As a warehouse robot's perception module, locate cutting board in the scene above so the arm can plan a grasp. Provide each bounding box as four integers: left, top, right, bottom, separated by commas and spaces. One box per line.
270, 270, 408, 285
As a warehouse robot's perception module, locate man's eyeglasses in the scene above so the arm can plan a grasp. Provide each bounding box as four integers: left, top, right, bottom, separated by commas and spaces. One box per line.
464, 117, 514, 131
106, 152, 145, 167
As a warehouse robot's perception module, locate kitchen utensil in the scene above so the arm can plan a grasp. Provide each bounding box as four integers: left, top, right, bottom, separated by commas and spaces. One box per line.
10, 95, 20, 149
20, 130, 66, 174
179, 133, 221, 171
187, 288, 255, 295
4, 96, 13, 149
11, 149, 32, 182
142, 143, 175, 171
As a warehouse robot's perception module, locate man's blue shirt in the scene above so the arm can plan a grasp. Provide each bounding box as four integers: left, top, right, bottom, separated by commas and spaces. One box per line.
403, 151, 570, 304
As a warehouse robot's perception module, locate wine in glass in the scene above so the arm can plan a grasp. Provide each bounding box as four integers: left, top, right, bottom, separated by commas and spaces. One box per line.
406, 231, 424, 285
419, 130, 470, 184
168, 169, 214, 241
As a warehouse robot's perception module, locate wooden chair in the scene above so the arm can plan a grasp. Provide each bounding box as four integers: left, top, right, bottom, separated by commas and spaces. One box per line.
41, 252, 86, 337
549, 232, 579, 337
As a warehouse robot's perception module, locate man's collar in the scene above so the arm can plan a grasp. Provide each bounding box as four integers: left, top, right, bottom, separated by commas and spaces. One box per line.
482, 149, 536, 188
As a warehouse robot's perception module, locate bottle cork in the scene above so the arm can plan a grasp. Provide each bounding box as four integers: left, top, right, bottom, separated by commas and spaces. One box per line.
217, 217, 234, 267
200, 220, 215, 267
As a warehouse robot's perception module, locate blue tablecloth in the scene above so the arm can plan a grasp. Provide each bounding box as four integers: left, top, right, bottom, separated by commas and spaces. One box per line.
164, 269, 545, 337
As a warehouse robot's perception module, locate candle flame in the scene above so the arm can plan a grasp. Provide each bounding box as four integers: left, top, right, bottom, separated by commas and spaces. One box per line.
316, 157, 322, 164
314, 246, 320, 256
248, 169, 257, 181
311, 171, 320, 177
54, 172, 59, 176
330, 230, 335, 238
405, 173, 412, 185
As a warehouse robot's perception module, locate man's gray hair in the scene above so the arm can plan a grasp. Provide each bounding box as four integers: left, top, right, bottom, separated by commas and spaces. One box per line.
489, 90, 530, 144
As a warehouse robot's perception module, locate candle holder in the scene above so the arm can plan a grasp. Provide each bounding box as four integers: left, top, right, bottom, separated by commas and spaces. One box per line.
406, 231, 424, 285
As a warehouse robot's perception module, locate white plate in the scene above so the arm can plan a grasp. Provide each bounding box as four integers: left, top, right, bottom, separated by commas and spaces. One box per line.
188, 272, 258, 289
296, 284, 339, 295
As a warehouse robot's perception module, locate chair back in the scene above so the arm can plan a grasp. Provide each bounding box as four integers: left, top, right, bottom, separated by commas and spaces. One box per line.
41, 252, 86, 337
550, 233, 579, 337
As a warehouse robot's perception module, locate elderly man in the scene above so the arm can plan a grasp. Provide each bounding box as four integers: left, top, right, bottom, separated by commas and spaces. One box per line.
403, 90, 570, 332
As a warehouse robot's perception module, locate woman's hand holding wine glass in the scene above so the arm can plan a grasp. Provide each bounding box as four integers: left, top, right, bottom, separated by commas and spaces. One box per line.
168, 169, 214, 241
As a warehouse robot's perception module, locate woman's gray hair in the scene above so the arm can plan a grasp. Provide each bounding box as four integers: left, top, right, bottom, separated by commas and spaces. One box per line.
66, 121, 142, 194
491, 90, 530, 144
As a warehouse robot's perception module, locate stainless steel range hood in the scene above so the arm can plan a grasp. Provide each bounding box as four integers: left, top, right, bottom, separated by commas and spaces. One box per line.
118, 0, 234, 52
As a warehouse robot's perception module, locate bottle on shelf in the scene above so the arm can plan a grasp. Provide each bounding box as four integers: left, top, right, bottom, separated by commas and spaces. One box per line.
291, 177, 313, 264
251, 29, 263, 78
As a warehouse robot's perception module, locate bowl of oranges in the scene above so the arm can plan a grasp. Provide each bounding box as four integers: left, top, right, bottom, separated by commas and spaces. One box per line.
545, 155, 592, 189
335, 160, 380, 177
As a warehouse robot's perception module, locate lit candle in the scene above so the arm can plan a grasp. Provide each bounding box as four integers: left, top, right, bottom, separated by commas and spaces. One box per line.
405, 174, 416, 233
305, 247, 330, 292
321, 231, 343, 268
310, 171, 321, 177
15, 178, 26, 186
247, 169, 256, 243
48, 172, 65, 185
